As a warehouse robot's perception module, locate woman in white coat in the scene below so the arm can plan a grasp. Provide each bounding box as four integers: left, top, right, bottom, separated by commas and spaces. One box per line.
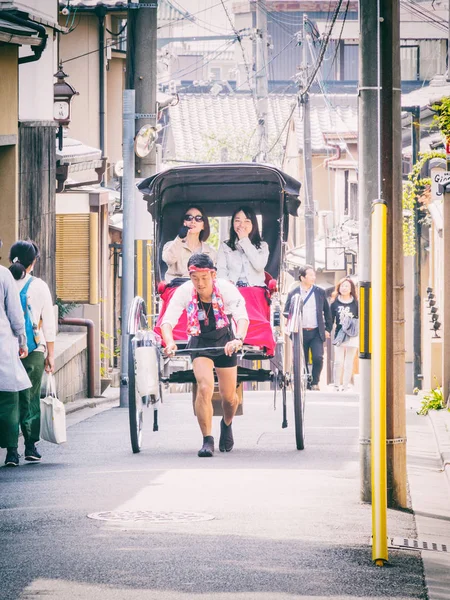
216, 206, 269, 287
0, 251, 31, 467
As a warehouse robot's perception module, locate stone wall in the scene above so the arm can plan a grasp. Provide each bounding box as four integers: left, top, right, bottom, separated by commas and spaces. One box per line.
43, 332, 88, 403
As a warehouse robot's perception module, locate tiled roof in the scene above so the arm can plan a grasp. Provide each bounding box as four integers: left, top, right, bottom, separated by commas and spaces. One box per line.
166, 93, 357, 163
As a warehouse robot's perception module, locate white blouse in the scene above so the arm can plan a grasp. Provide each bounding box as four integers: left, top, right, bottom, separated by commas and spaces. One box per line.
216, 238, 269, 286
16, 274, 56, 353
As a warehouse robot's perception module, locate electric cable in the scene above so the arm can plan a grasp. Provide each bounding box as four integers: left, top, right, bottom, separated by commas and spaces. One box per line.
323, 0, 350, 81
219, 0, 258, 112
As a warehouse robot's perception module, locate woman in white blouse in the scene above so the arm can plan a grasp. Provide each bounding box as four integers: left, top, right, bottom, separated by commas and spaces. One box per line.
9, 240, 56, 463
216, 206, 269, 287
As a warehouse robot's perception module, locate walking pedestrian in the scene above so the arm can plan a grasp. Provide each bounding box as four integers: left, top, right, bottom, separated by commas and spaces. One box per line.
330, 277, 359, 391
284, 265, 332, 391
0, 239, 31, 467
9, 240, 56, 463
161, 253, 248, 457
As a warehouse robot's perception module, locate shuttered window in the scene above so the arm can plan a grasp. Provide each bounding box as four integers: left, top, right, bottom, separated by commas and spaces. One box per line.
56, 214, 90, 302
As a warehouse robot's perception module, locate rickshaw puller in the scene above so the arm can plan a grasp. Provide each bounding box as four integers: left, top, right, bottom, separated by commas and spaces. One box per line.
161, 254, 249, 457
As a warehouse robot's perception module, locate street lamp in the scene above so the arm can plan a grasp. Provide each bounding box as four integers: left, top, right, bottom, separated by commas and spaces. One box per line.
53, 64, 79, 151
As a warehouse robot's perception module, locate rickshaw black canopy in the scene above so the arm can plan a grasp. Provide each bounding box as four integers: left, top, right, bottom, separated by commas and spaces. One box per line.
137, 163, 302, 281
137, 163, 301, 218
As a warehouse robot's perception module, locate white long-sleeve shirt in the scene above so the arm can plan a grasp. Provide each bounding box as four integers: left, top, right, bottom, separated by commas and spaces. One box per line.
16, 274, 56, 353
161, 278, 248, 330
216, 238, 269, 286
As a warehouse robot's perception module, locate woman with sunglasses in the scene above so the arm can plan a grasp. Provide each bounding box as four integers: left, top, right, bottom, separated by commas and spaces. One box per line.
162, 206, 216, 283
330, 277, 359, 392
216, 206, 269, 287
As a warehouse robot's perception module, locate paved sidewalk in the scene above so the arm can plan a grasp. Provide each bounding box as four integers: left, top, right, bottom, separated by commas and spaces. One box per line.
406, 395, 450, 600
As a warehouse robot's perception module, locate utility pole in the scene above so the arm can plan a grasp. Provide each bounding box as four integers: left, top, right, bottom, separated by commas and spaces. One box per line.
301, 14, 315, 268
403, 106, 421, 390
126, 0, 157, 316
255, 0, 269, 162
380, 0, 407, 509
126, 0, 158, 179
120, 90, 136, 408
358, 0, 379, 503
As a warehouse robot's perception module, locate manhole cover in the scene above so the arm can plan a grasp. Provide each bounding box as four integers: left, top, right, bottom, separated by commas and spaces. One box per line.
87, 511, 215, 523
389, 537, 448, 552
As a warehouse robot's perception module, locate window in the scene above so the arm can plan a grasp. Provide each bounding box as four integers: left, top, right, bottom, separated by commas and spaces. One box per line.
349, 182, 358, 221
400, 45, 419, 81
209, 67, 221, 81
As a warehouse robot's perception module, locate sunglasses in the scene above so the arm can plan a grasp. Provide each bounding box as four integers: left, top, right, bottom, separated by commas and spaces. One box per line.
184, 214, 204, 222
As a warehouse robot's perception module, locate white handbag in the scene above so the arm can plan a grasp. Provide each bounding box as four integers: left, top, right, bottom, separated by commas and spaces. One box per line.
40, 373, 67, 444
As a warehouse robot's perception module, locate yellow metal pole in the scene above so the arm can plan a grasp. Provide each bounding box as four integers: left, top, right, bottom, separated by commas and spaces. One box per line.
135, 239, 143, 298
146, 240, 152, 318
371, 201, 388, 565
89, 212, 99, 304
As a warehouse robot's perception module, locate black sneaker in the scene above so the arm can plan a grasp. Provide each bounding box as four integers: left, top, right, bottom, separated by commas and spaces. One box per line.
198, 436, 214, 457
24, 445, 42, 462
219, 418, 234, 452
4, 448, 19, 467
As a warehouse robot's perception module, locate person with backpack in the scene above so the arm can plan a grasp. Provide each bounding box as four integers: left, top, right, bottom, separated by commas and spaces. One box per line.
9, 241, 56, 463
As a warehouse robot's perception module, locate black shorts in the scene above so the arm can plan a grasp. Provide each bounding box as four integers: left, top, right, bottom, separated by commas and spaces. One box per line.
192, 350, 237, 368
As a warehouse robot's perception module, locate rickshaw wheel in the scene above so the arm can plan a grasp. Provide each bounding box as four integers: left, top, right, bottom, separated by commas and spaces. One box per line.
128, 335, 144, 453
292, 329, 306, 450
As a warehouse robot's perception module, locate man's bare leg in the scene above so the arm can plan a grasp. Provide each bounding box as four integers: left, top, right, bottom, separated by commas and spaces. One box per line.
193, 357, 215, 456
216, 366, 238, 452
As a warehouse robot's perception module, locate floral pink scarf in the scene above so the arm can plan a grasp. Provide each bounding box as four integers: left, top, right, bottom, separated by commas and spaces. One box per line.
187, 281, 229, 336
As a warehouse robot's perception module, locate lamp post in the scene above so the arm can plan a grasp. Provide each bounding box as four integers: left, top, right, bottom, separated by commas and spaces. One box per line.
53, 64, 79, 151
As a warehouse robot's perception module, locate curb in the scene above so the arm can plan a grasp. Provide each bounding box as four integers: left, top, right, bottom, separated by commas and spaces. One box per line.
64, 386, 120, 416
427, 408, 450, 493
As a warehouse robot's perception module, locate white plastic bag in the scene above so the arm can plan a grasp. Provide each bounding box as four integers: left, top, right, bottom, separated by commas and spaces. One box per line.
40, 373, 66, 444
135, 345, 159, 397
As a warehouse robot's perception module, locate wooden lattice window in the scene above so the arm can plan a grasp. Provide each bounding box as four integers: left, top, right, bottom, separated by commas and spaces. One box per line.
56, 214, 90, 302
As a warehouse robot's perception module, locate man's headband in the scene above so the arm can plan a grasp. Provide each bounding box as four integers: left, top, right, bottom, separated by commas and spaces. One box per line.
188, 265, 215, 273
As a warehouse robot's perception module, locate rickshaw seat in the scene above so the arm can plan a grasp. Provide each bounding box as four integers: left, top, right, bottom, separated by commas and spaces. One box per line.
155, 281, 276, 356
154, 285, 189, 342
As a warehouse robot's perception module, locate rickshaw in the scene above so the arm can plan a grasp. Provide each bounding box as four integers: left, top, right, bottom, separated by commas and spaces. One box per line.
126, 163, 307, 454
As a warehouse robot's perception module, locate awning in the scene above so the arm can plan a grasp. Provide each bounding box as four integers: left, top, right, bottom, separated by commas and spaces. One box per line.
56, 137, 106, 193
0, 15, 41, 45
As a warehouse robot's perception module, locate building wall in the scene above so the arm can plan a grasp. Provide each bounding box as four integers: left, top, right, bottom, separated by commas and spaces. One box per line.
0, 146, 18, 266
18, 122, 56, 298
19, 0, 57, 120
59, 14, 100, 151
106, 54, 125, 166
0, 45, 18, 137
0, 45, 18, 266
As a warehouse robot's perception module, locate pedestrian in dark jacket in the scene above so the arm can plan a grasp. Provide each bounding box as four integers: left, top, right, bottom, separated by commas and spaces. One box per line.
284, 265, 332, 390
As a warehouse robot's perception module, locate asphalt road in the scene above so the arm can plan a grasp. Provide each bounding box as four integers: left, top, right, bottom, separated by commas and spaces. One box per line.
0, 389, 425, 600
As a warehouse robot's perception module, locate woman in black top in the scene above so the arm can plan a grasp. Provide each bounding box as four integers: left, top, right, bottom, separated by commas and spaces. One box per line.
330, 277, 359, 391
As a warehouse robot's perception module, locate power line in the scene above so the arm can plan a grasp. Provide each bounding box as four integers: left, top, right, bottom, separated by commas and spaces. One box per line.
300, 0, 345, 98
159, 38, 237, 83
323, 0, 350, 81
157, 0, 234, 31
219, 0, 258, 111
267, 99, 297, 155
